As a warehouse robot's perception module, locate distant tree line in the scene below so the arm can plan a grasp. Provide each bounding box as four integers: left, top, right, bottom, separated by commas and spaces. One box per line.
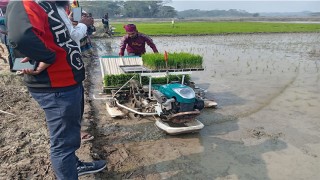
80, 0, 177, 18
79, 1, 258, 18
177, 9, 259, 18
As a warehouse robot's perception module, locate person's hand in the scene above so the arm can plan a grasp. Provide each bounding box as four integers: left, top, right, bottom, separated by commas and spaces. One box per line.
0, 44, 4, 53
68, 12, 73, 20
21, 57, 50, 75
0, 29, 7, 35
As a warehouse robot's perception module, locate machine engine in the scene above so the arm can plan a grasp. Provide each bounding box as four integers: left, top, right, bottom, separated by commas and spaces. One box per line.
153, 83, 204, 123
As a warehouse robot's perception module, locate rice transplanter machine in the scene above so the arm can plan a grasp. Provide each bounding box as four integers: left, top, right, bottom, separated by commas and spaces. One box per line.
96, 56, 217, 135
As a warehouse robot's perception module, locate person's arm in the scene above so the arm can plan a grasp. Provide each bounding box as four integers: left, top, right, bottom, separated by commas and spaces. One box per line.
6, 1, 55, 65
119, 36, 128, 56
143, 34, 158, 53
71, 23, 87, 41
57, 6, 87, 43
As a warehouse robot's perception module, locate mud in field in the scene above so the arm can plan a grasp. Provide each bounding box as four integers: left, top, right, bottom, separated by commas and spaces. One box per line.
91, 33, 320, 179
0, 44, 55, 179
0, 32, 320, 180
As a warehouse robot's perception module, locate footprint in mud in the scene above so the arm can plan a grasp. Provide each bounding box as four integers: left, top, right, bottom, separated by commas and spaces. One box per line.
301, 148, 318, 158
246, 126, 284, 140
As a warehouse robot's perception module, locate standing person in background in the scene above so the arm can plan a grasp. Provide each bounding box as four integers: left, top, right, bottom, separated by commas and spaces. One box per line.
56, 0, 91, 51
87, 12, 96, 37
119, 24, 158, 56
0, 28, 4, 60
0, 8, 6, 60
171, 18, 175, 28
0, 0, 15, 72
6, 1, 106, 179
56, 0, 95, 142
79, 10, 95, 58
102, 13, 109, 33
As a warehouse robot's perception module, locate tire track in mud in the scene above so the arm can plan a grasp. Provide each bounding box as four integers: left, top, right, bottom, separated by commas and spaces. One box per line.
238, 68, 300, 119
82, 41, 108, 150
77, 41, 112, 179
85, 40, 141, 179
90, 39, 169, 179
200, 63, 301, 127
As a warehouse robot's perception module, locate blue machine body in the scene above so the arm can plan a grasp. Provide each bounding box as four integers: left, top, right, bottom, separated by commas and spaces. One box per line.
153, 83, 196, 103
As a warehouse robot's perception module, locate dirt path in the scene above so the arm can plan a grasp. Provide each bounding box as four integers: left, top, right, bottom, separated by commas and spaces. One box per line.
0, 44, 55, 179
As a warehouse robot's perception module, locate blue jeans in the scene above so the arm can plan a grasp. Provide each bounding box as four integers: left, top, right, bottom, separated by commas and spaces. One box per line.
30, 85, 84, 180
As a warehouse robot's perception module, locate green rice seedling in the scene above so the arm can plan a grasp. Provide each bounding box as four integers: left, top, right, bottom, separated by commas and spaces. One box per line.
104, 74, 190, 87
104, 74, 137, 87
112, 22, 320, 36
141, 53, 165, 69
142, 52, 203, 70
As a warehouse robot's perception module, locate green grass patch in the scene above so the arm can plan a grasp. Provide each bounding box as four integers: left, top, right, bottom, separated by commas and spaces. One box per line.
142, 52, 203, 70
112, 21, 320, 35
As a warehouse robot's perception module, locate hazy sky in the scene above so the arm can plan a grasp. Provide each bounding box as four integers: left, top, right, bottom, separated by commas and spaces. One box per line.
168, 1, 320, 13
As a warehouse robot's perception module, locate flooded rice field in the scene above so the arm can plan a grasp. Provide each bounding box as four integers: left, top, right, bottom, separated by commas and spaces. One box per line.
90, 33, 320, 179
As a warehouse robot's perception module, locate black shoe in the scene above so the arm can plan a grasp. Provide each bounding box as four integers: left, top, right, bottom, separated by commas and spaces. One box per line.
77, 160, 107, 176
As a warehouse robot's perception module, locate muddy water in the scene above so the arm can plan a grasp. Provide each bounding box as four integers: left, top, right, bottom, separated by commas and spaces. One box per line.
91, 33, 320, 179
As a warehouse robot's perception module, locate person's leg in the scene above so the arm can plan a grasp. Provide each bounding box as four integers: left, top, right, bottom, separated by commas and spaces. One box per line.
103, 24, 108, 32
85, 36, 95, 57
5, 45, 14, 72
79, 85, 94, 142
80, 36, 92, 57
30, 85, 83, 180
106, 21, 109, 30
80, 84, 84, 120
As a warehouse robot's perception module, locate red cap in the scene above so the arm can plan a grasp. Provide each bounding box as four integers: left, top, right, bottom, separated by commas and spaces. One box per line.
123, 24, 137, 33
0, 0, 9, 8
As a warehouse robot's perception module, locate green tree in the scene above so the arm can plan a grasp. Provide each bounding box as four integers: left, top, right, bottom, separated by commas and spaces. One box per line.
80, 1, 122, 18
79, 0, 175, 18
156, 6, 177, 18
122, 1, 163, 18
253, 13, 260, 17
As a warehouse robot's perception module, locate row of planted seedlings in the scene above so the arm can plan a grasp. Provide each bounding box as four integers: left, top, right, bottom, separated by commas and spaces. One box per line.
103, 52, 203, 89
104, 74, 191, 87
142, 52, 203, 70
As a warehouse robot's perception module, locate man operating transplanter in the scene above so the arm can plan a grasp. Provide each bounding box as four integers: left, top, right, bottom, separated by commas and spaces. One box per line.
119, 24, 158, 56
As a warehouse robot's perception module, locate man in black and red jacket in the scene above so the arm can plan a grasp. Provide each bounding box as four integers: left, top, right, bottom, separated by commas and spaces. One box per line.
6, 1, 106, 179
